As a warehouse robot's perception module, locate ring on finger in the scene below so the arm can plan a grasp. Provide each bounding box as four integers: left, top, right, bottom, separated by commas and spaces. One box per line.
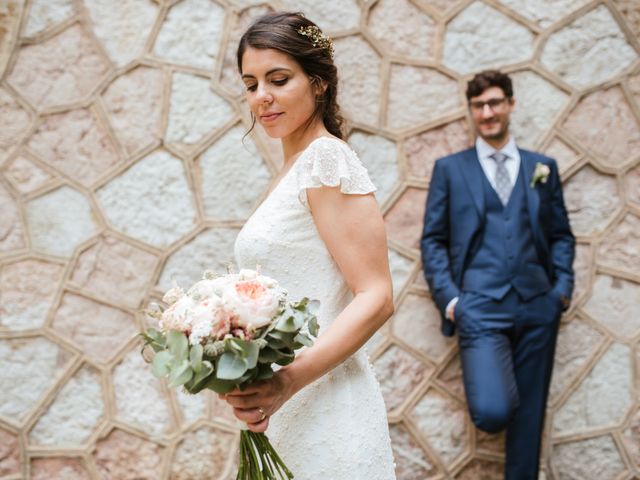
258, 407, 266, 421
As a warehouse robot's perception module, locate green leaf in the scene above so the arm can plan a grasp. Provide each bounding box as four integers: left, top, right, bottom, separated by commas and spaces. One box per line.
145, 328, 166, 345
167, 330, 189, 360
257, 347, 280, 364
274, 312, 304, 333
190, 344, 203, 373
168, 358, 193, 387
189, 360, 213, 390
244, 342, 260, 370
151, 350, 172, 378
308, 316, 319, 337
293, 332, 313, 347
217, 352, 248, 380
204, 376, 237, 394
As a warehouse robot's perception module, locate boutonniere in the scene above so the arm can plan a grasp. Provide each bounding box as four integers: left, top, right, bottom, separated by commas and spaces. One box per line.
530, 162, 550, 188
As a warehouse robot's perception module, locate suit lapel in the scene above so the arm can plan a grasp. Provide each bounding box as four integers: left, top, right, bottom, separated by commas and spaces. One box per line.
520, 150, 544, 247
458, 148, 485, 218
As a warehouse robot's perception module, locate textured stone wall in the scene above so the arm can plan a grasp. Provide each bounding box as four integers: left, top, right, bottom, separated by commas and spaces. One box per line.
0, 0, 639, 479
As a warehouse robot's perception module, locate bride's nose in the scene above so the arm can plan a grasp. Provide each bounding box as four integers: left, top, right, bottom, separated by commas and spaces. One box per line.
256, 84, 273, 104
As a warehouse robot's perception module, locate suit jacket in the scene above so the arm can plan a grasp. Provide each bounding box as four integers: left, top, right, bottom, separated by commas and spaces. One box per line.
420, 147, 575, 336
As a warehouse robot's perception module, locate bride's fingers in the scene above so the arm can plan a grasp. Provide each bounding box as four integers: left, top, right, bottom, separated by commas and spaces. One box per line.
233, 407, 267, 424
246, 417, 269, 433
225, 393, 262, 409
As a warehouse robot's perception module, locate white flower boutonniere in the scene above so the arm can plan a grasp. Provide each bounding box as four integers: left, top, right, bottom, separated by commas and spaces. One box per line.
530, 162, 550, 188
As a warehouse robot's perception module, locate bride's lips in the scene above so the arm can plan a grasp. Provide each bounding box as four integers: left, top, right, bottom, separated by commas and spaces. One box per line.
260, 112, 283, 123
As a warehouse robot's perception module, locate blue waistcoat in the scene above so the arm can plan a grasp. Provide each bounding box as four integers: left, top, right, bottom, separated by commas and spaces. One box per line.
461, 163, 551, 300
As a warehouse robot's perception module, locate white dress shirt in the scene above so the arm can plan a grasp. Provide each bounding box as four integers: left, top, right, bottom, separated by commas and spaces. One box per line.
446, 136, 521, 321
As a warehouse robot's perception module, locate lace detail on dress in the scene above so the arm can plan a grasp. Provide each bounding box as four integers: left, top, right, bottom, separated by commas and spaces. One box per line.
296, 137, 376, 207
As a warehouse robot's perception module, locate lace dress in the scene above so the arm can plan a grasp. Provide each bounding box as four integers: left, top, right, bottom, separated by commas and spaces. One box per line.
234, 137, 396, 479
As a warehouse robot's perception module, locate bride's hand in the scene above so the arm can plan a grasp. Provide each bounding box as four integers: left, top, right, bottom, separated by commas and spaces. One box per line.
220, 368, 295, 433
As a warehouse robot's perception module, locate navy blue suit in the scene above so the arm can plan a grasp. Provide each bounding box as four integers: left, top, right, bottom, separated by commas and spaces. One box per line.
421, 147, 575, 479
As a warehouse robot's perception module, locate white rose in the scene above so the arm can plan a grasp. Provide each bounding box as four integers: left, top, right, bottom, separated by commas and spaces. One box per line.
222, 280, 280, 329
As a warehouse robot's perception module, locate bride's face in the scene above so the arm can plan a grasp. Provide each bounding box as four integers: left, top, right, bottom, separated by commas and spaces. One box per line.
241, 47, 321, 139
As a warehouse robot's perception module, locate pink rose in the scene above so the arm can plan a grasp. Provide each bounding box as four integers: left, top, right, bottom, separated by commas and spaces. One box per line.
223, 280, 280, 329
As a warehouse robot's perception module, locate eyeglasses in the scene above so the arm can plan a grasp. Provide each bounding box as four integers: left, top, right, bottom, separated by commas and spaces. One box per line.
469, 97, 509, 112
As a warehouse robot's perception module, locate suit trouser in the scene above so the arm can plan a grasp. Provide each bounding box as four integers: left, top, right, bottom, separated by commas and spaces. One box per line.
455, 288, 562, 480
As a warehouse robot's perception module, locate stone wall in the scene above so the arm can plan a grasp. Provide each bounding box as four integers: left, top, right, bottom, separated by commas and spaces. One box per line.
0, 0, 639, 479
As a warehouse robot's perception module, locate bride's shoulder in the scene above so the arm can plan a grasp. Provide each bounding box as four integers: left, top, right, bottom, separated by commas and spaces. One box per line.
294, 136, 376, 205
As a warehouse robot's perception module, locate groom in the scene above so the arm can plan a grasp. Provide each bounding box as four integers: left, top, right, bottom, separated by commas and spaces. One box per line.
420, 70, 574, 479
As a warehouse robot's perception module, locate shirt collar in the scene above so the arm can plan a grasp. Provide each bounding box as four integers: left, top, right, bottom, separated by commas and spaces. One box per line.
475, 135, 519, 161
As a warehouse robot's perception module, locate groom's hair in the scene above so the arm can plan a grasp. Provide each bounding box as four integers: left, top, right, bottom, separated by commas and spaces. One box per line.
466, 70, 514, 101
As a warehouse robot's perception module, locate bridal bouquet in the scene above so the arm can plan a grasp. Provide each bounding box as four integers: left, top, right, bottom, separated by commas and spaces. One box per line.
141, 268, 318, 480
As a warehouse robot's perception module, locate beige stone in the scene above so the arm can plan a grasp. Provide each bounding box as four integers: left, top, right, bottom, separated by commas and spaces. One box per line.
23, 0, 76, 38
71, 235, 158, 308
584, 275, 640, 338
85, 0, 157, 67
510, 70, 569, 149
0, 1, 23, 79
404, 120, 471, 180
349, 131, 398, 203
4, 155, 55, 194
549, 317, 604, 405
572, 243, 591, 301
30, 457, 90, 480
476, 429, 505, 455
554, 343, 632, 434
0, 87, 31, 147
113, 348, 173, 436
28, 108, 121, 186
26, 186, 100, 257
626, 163, 640, 207
373, 344, 432, 413
96, 150, 197, 248
551, 435, 626, 479
388, 248, 415, 299
279, 0, 360, 31
198, 125, 271, 221
388, 65, 460, 130
7, 24, 110, 109
541, 5, 637, 88
0, 427, 20, 477
390, 423, 440, 479
102, 66, 163, 155
499, 0, 590, 28
334, 35, 382, 127
455, 458, 503, 479
29, 366, 104, 446
438, 354, 465, 400
563, 87, 640, 168
597, 213, 640, 278
563, 165, 620, 236
543, 137, 580, 175
158, 227, 240, 291
0, 182, 25, 253
0, 259, 64, 330
93, 428, 164, 479
170, 427, 237, 479
166, 72, 235, 148
175, 388, 207, 426
411, 388, 469, 466
612, 0, 640, 43
622, 407, 640, 469
219, 5, 272, 97
368, 0, 436, 61
393, 292, 455, 363
52, 293, 136, 364
442, 1, 534, 75
385, 187, 427, 250
154, 0, 224, 70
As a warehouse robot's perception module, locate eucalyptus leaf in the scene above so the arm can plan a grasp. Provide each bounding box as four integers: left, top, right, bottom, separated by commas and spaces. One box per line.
244, 341, 260, 370
217, 352, 249, 380
191, 360, 213, 388
257, 347, 280, 364
151, 350, 172, 378
168, 358, 193, 387
274, 314, 304, 333
293, 332, 313, 347
308, 316, 319, 337
167, 330, 189, 360
190, 344, 203, 373
204, 376, 237, 394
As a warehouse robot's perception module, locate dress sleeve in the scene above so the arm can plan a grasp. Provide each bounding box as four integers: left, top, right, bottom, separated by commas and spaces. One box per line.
295, 138, 376, 208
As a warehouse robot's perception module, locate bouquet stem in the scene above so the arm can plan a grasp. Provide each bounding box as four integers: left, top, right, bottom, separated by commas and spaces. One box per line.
237, 431, 293, 480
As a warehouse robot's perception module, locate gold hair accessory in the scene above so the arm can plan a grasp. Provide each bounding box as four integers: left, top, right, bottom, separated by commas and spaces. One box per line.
297, 25, 334, 58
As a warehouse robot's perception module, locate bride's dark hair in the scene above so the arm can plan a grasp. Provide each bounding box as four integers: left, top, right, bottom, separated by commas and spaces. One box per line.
237, 11, 345, 140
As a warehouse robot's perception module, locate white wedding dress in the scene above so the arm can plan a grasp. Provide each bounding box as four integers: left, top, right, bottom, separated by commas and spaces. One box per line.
234, 137, 396, 479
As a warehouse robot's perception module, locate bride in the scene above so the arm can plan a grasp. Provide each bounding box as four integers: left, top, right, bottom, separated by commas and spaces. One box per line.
223, 11, 397, 479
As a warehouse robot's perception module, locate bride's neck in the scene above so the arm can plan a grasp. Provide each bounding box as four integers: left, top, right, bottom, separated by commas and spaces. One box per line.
281, 121, 330, 168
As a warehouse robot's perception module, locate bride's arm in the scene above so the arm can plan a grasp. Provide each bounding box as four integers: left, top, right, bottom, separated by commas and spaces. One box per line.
222, 185, 394, 432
